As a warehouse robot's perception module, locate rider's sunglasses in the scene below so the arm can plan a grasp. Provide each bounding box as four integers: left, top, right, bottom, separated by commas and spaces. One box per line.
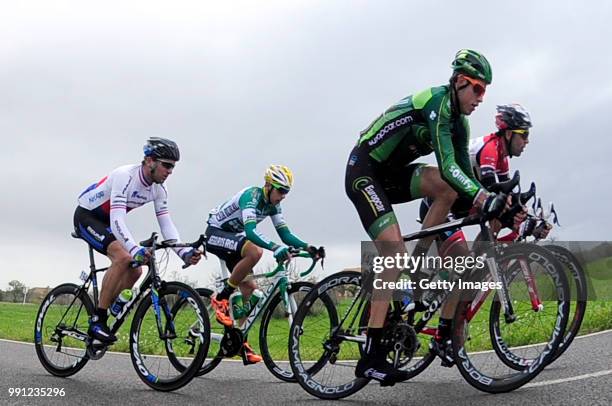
463, 75, 486, 97
511, 129, 529, 140
274, 186, 290, 195
156, 160, 175, 170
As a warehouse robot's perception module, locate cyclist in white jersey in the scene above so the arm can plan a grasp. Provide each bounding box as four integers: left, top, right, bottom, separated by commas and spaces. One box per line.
74, 137, 202, 344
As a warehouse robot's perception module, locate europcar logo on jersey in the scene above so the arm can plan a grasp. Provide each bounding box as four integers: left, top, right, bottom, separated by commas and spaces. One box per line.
367, 115, 413, 146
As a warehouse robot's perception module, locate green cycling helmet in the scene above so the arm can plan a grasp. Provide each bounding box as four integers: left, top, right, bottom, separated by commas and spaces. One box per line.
451, 49, 493, 84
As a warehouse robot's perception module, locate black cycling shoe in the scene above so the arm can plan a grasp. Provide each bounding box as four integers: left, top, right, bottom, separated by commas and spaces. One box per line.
355, 354, 409, 387
88, 321, 117, 344
430, 337, 455, 367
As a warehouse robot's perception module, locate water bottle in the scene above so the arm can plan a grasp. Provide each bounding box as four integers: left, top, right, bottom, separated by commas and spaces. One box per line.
245, 289, 264, 314
110, 289, 133, 317
229, 291, 245, 322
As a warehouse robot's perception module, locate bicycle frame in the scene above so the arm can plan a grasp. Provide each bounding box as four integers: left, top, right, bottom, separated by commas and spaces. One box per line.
327, 213, 540, 345
210, 251, 319, 344
54, 233, 202, 348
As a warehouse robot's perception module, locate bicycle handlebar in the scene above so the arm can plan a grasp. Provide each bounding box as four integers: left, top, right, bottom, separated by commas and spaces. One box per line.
130, 232, 207, 269
263, 247, 325, 279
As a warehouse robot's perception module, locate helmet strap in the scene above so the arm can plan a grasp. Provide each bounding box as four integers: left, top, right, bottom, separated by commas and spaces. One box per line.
263, 184, 271, 203
504, 131, 514, 158
149, 161, 161, 184
449, 75, 463, 116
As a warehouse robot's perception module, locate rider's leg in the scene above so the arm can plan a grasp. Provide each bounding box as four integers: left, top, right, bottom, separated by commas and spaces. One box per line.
368, 224, 405, 327
415, 166, 458, 254
345, 149, 412, 384
90, 241, 141, 343
99, 241, 142, 309
399, 166, 459, 300
233, 242, 261, 298
217, 242, 261, 301
358, 223, 410, 385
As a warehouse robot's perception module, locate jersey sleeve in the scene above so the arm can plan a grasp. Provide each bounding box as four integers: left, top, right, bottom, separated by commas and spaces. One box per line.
154, 185, 189, 258
455, 116, 480, 183
271, 206, 308, 249
477, 136, 500, 185
239, 188, 278, 251
477, 137, 510, 188
425, 94, 482, 199
109, 169, 140, 256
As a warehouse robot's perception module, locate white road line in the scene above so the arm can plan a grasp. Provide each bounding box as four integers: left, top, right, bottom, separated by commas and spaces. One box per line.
0, 337, 248, 361
525, 369, 612, 388
2, 328, 611, 363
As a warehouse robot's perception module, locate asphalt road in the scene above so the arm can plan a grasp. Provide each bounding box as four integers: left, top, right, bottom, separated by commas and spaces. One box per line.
1, 330, 611, 405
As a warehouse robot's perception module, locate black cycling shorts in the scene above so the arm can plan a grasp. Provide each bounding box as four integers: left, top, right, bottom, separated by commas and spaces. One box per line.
205, 226, 249, 272
345, 145, 426, 239
73, 206, 116, 255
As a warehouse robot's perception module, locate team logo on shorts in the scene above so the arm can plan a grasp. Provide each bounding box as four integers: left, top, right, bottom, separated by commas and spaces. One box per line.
352, 176, 372, 191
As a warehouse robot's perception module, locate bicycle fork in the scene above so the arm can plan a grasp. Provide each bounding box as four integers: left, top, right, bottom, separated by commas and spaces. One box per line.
485, 255, 516, 323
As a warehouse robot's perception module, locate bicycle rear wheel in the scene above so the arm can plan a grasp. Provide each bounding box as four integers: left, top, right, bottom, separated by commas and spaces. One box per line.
130, 282, 210, 391
289, 271, 369, 400
34, 283, 93, 377
453, 244, 570, 393
193, 288, 224, 376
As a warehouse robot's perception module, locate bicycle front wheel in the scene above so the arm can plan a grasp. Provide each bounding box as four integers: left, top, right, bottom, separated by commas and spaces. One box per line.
543, 244, 588, 363
130, 281, 210, 391
453, 244, 570, 393
259, 281, 313, 382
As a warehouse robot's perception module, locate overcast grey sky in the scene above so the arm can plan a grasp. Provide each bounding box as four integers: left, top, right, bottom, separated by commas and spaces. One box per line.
1, 0, 611, 289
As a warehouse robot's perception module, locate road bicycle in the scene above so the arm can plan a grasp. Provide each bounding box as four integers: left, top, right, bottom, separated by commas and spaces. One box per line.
288, 173, 570, 399
169, 247, 326, 382
34, 232, 210, 392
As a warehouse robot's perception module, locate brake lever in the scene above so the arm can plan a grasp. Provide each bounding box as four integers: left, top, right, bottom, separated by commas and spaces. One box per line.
535, 198, 544, 220
550, 203, 561, 226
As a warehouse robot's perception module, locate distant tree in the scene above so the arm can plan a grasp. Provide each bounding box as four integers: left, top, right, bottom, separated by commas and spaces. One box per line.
168, 270, 198, 289
0, 289, 4, 301
8, 280, 26, 302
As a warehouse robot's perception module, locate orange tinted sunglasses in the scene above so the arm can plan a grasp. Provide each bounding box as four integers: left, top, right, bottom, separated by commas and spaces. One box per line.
463, 75, 487, 97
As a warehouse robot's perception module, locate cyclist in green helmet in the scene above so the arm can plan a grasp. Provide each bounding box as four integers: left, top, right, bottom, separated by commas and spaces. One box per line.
346, 49, 502, 385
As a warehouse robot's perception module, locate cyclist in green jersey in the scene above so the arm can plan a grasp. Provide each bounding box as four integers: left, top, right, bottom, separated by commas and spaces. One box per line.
346, 49, 505, 385
207, 165, 323, 364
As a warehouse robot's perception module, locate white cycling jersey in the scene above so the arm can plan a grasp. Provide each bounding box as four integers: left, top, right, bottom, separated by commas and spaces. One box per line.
78, 164, 187, 257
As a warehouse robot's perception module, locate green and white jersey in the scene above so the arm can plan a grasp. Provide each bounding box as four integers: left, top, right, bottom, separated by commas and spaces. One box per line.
357, 85, 482, 199
208, 186, 307, 251
208, 186, 286, 232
